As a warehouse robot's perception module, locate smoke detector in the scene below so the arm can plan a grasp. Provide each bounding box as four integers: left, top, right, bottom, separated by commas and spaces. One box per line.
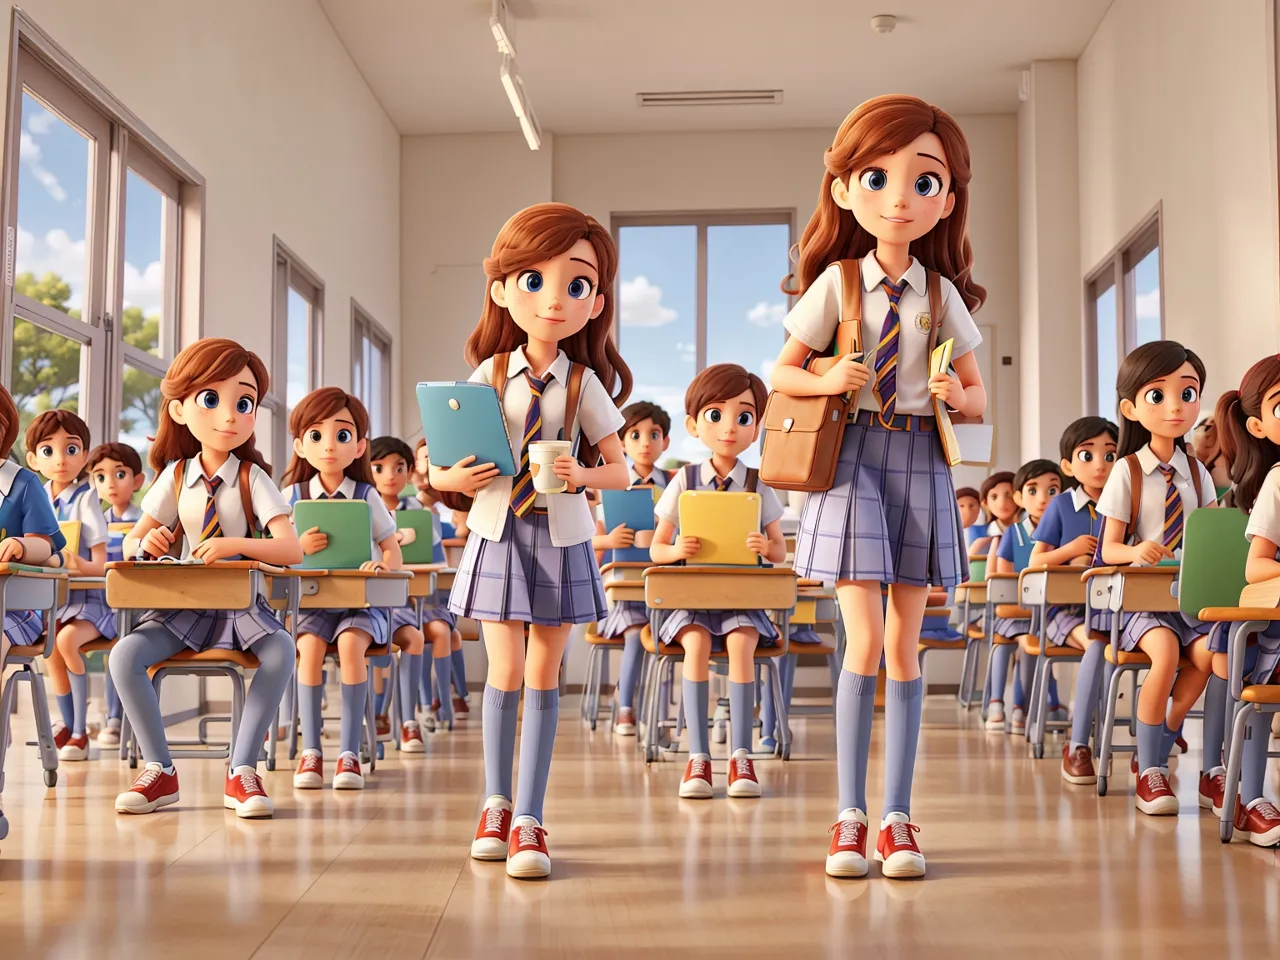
870, 14, 897, 34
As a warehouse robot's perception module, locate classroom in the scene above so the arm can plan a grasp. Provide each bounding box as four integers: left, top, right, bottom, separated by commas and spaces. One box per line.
0, 1, 1276, 957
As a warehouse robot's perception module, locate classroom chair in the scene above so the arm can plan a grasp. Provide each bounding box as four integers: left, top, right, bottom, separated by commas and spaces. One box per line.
952, 549, 990, 711
976, 571, 1026, 726
769, 580, 840, 731
580, 561, 648, 732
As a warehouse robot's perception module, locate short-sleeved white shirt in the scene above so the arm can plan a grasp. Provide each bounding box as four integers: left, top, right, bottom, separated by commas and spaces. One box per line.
1246, 465, 1280, 547
654, 459, 785, 531
782, 253, 983, 416
466, 345, 625, 547
143, 454, 291, 559
1096, 444, 1215, 559
288, 474, 397, 562
48, 479, 108, 558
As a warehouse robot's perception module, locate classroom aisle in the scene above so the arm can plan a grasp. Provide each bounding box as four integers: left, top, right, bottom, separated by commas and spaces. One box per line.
0, 697, 1278, 959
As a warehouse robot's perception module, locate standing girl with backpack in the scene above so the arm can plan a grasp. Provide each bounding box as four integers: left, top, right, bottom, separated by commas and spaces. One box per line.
768, 95, 987, 880
432, 202, 632, 879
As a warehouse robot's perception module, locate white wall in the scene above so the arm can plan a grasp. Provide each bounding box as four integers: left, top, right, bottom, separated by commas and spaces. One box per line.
1077, 0, 1280, 396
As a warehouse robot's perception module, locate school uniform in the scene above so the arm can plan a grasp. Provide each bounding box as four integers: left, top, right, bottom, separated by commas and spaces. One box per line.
105, 503, 142, 563
49, 480, 116, 639
0, 460, 66, 645
597, 466, 669, 639
652, 460, 784, 648
1096, 445, 1215, 650
287, 475, 397, 646
1032, 487, 1110, 645
990, 518, 1035, 639
387, 496, 454, 634
448, 345, 620, 627
1240, 465, 1280, 683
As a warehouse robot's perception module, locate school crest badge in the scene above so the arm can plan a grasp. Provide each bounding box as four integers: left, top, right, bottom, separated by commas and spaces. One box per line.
915, 312, 932, 333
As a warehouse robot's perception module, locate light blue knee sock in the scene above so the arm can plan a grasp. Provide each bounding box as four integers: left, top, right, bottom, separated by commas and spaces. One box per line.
373, 675, 389, 717
433, 653, 454, 723
988, 644, 1014, 705
108, 623, 186, 768
729, 681, 754, 754
55, 691, 73, 730
451, 648, 468, 697
617, 630, 644, 709
514, 687, 559, 823
1201, 674, 1227, 771
884, 677, 924, 817
1070, 642, 1106, 751
399, 654, 422, 725
339, 681, 367, 757
1015, 651, 1033, 709
837, 670, 877, 814
1136, 719, 1164, 774
229, 630, 294, 770
683, 678, 710, 756
420, 656, 433, 710
1047, 669, 1060, 709
68, 670, 88, 735
299, 683, 323, 752
1160, 723, 1179, 768
483, 684, 520, 800
1240, 710, 1272, 805
104, 668, 121, 722
759, 670, 777, 743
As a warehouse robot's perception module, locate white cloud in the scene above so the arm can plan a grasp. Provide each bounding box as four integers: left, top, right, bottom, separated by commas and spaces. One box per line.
619, 275, 677, 328
1135, 289, 1160, 320
26, 110, 57, 136
19, 126, 66, 202
746, 301, 786, 327
123, 259, 164, 316
674, 340, 696, 363
760, 358, 776, 380
15, 226, 85, 308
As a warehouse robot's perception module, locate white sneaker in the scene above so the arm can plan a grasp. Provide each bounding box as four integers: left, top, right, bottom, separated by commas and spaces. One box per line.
825, 807, 870, 878
875, 812, 927, 879
471, 795, 513, 860
615, 706, 636, 737
1010, 706, 1026, 733
99, 722, 121, 747
984, 701, 1006, 730
679, 753, 714, 799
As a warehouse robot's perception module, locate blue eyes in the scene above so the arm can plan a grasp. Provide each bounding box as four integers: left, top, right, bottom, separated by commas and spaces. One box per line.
518, 270, 593, 301
336, 429, 353, 443
517, 270, 543, 293
236, 396, 255, 415
858, 169, 945, 197
567, 277, 593, 300
704, 409, 722, 423
197, 390, 219, 409
859, 169, 887, 191
737, 412, 754, 427
1181, 387, 1199, 404
915, 174, 943, 198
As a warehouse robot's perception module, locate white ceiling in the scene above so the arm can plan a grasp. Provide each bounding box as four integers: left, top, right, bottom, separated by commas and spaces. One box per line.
318, 0, 1114, 135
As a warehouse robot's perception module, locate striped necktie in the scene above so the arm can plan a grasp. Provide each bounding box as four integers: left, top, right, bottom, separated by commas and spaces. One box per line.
511, 371, 547, 519
55, 488, 80, 522
1159, 464, 1184, 550
712, 475, 731, 492
873, 278, 906, 426
200, 476, 224, 543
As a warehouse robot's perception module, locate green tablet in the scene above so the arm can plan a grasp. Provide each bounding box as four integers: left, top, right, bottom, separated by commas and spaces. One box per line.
395, 509, 436, 565
293, 499, 372, 570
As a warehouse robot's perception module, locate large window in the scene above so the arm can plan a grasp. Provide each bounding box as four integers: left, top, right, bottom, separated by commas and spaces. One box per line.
614, 213, 792, 467
264, 239, 323, 474
1085, 210, 1162, 420
351, 302, 391, 437
1, 14, 202, 469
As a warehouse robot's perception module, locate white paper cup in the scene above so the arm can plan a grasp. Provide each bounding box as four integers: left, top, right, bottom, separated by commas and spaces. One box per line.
529, 440, 572, 494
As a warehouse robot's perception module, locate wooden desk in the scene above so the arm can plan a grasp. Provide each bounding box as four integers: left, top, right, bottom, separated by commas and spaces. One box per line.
297, 569, 412, 610
644, 566, 797, 611
1019, 565, 1089, 609
601, 560, 648, 605
402, 563, 443, 600
106, 560, 296, 611
1084, 565, 1180, 616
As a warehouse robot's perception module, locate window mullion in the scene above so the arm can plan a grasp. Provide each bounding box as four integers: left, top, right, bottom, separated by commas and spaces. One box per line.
695, 221, 707, 372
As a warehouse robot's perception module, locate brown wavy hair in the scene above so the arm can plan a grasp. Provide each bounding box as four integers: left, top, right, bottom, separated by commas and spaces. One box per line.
280, 387, 375, 488
465, 202, 632, 405
0, 386, 20, 459
150, 338, 271, 476
1115, 340, 1206, 459
1217, 356, 1280, 512
25, 409, 92, 479
785, 94, 986, 312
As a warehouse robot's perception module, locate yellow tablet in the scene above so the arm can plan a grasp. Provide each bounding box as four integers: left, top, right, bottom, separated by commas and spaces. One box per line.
59, 520, 81, 558
678, 491, 761, 566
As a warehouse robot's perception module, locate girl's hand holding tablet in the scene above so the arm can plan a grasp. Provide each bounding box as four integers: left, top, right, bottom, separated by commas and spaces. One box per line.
429, 455, 500, 494
601, 523, 634, 550
927, 372, 966, 409
746, 531, 769, 557
299, 526, 329, 556
674, 535, 700, 561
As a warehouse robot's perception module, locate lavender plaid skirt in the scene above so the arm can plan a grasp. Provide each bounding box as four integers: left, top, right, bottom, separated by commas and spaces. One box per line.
1044, 606, 1114, 646
138, 599, 286, 652
991, 615, 1033, 639
599, 599, 647, 638
658, 609, 779, 647
448, 510, 607, 627
4, 610, 44, 646
389, 596, 457, 635
59, 589, 117, 640
1204, 622, 1280, 684
1118, 611, 1207, 651
296, 608, 389, 647
789, 626, 822, 645
792, 416, 966, 587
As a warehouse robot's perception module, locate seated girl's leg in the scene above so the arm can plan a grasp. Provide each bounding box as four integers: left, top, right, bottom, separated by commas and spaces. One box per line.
373, 665, 389, 719
725, 627, 760, 755
987, 642, 1014, 709
335, 627, 374, 759
514, 623, 572, 824
105, 667, 122, 724
109, 623, 187, 767
296, 633, 328, 754
395, 624, 425, 732
229, 629, 295, 770
451, 632, 468, 698
47, 645, 72, 732
428, 620, 453, 725
55, 620, 99, 739
1069, 634, 1108, 753
677, 626, 713, 758
1134, 628, 1181, 773
616, 627, 644, 710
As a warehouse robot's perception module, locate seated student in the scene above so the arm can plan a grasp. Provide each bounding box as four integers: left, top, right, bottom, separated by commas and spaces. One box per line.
113, 339, 301, 819
649, 364, 787, 799
285, 388, 402, 791
593, 399, 672, 737
984, 459, 1062, 732
87, 442, 146, 748
26, 411, 114, 762
955, 486, 984, 550
971, 471, 1017, 555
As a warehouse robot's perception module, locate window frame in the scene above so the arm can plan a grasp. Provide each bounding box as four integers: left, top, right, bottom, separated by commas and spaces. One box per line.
351, 299, 392, 437
264, 236, 324, 473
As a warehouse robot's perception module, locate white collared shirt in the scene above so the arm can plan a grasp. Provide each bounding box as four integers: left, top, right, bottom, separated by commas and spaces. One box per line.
143, 453, 291, 558
654, 459, 785, 530
1070, 486, 1094, 513
105, 503, 143, 524
783, 252, 983, 416
466, 345, 624, 547
628, 464, 670, 489
1247, 465, 1280, 547
0, 459, 21, 502
46, 479, 108, 558
290, 474, 398, 562
1097, 444, 1215, 556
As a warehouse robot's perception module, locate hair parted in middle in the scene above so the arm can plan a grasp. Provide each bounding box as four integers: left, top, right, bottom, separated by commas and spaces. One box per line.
280, 387, 375, 488
1114, 340, 1206, 460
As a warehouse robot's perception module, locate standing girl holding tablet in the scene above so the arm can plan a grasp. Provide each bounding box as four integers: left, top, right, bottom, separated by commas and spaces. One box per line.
770, 95, 987, 880
432, 202, 631, 879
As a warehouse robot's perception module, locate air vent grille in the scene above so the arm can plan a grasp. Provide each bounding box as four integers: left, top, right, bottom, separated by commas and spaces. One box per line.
636, 89, 783, 108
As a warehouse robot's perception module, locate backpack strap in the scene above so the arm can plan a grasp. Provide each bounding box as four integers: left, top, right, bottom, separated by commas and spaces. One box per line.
1186, 453, 1205, 506
925, 270, 942, 358
1125, 454, 1143, 543
238, 460, 257, 536
744, 468, 759, 494
169, 459, 186, 549
492, 351, 510, 400
684, 463, 699, 491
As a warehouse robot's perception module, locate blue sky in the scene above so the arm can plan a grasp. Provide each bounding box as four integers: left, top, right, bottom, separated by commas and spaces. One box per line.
617, 222, 790, 466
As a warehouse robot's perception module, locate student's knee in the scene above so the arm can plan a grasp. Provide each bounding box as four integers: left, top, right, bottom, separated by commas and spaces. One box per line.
676, 626, 711, 664
336, 629, 371, 663
396, 625, 425, 654
296, 633, 327, 673
111, 631, 158, 679
255, 630, 296, 672
451, 631, 462, 651
1139, 629, 1179, 671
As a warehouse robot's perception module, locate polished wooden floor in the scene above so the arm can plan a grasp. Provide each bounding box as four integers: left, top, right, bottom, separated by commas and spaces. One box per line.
2, 692, 1279, 960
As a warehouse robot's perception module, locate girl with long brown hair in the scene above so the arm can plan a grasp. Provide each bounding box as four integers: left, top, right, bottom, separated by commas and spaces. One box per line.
430, 202, 632, 879
281, 387, 404, 791
112, 338, 302, 820
770, 95, 987, 880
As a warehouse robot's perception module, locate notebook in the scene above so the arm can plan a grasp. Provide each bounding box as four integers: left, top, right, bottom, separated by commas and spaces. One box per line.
59, 521, 81, 559
416, 382, 517, 477
292, 500, 372, 570
678, 491, 762, 566
602, 488, 656, 563
395, 509, 436, 565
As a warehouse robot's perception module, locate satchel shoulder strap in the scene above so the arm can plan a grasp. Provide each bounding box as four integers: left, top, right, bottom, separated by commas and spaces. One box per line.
238, 460, 258, 535
926, 269, 943, 357
563, 362, 585, 445
834, 259, 863, 354
744, 468, 759, 494
684, 463, 699, 491
492, 351, 510, 399
170, 458, 186, 547
1186, 453, 1205, 506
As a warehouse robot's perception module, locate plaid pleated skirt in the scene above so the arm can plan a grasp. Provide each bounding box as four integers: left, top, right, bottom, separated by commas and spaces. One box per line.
1044, 606, 1114, 646
599, 599, 647, 638
4, 610, 44, 646
138, 599, 286, 652
59, 588, 117, 639
792, 415, 966, 588
657, 609, 779, 648
1118, 611, 1206, 651
789, 626, 822, 645
388, 600, 457, 635
991, 614, 1033, 639
448, 510, 607, 627
296, 608, 389, 647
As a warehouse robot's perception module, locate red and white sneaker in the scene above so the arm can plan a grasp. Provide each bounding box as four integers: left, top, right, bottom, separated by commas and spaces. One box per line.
98, 721, 121, 748
453, 695, 470, 716
506, 815, 551, 879
52, 722, 71, 752
1199, 768, 1226, 815
58, 733, 89, 761
116, 762, 180, 814
727, 748, 761, 798
293, 750, 323, 789
375, 715, 391, 738
875, 812, 926, 879
224, 765, 273, 818
615, 707, 637, 737
1234, 798, 1280, 847
471, 795, 512, 860
679, 753, 713, 799
825, 808, 870, 878
1135, 768, 1179, 815
333, 752, 364, 790
400, 722, 425, 754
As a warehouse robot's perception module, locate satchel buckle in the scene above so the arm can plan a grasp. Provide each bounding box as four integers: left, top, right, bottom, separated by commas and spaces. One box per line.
782, 418, 794, 433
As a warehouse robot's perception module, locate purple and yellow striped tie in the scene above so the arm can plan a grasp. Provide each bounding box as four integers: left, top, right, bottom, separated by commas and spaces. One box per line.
873, 278, 906, 427
712, 476, 731, 492
1159, 464, 1184, 550
510, 371, 547, 519
200, 476, 224, 543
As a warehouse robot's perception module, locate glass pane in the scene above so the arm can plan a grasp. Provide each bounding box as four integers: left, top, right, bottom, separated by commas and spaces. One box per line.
121, 363, 162, 483
1131, 246, 1161, 346
367, 337, 385, 436
10, 316, 81, 459
122, 170, 168, 357
706, 223, 791, 467
617, 225, 697, 467
1094, 283, 1118, 420
286, 287, 311, 410
14, 92, 93, 320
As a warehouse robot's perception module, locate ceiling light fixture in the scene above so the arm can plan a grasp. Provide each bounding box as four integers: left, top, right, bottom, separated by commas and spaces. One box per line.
870, 14, 897, 33
500, 55, 542, 151
490, 0, 518, 57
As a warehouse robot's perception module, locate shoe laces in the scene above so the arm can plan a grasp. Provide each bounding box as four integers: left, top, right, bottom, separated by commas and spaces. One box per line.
830, 818, 864, 846
1255, 801, 1280, 821
516, 823, 546, 847
733, 755, 754, 778
483, 806, 508, 833
1142, 770, 1169, 792
888, 821, 920, 848
134, 767, 162, 789
235, 770, 261, 794
688, 756, 710, 778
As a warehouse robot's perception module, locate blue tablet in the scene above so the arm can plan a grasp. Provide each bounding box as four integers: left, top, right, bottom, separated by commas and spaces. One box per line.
416, 382, 517, 477
602, 488, 657, 562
